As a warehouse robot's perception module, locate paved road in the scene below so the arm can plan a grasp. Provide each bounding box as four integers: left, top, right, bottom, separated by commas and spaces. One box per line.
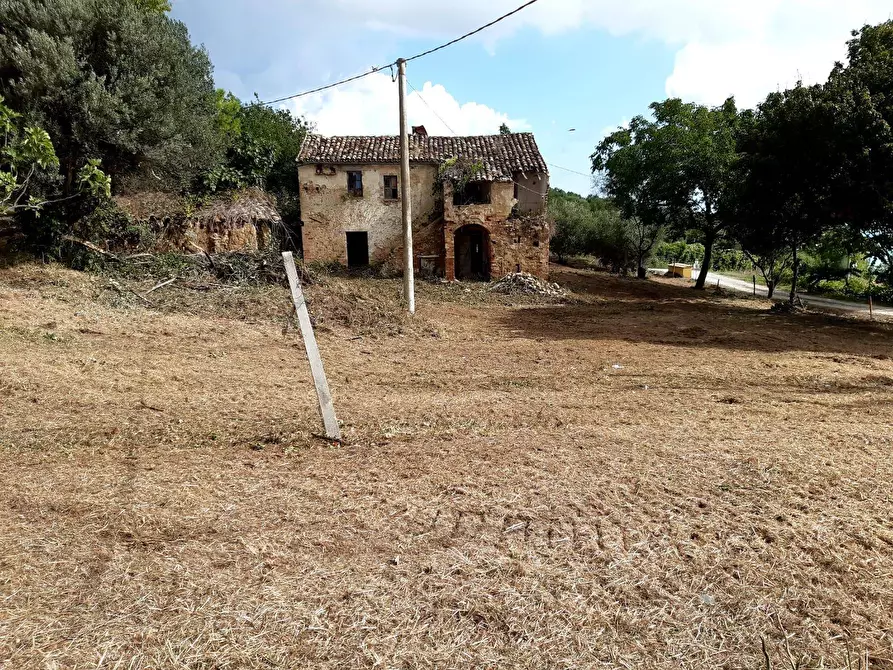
649, 268, 893, 319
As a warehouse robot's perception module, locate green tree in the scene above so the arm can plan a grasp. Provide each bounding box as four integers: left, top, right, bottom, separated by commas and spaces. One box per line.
593, 98, 741, 289
826, 22, 893, 270
133, 0, 171, 13
499, 123, 511, 135
731, 85, 852, 304
0, 0, 221, 193
1, 95, 109, 221
214, 89, 243, 146
202, 95, 310, 246
548, 188, 662, 273
548, 188, 596, 262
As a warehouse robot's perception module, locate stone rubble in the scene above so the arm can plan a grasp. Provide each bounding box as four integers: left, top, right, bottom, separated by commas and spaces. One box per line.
488, 272, 567, 298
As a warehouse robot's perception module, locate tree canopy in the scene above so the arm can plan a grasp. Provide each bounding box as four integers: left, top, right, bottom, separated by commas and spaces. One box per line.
591, 20, 893, 303
0, 0, 221, 192
727, 21, 893, 303
548, 188, 663, 273
592, 98, 741, 289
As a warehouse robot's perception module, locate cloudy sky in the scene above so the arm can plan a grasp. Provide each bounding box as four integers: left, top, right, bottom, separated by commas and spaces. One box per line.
171, 0, 893, 194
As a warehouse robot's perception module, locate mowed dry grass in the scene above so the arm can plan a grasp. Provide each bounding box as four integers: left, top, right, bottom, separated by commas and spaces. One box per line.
1, 262, 892, 669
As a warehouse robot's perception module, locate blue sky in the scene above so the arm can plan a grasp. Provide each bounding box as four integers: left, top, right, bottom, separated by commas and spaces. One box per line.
171, 0, 893, 195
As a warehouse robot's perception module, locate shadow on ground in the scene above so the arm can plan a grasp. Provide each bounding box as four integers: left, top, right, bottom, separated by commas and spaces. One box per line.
498, 266, 893, 357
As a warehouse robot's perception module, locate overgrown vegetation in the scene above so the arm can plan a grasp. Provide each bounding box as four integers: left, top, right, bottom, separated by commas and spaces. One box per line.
548, 188, 662, 275
0, 0, 309, 257
590, 21, 893, 304
205, 95, 309, 240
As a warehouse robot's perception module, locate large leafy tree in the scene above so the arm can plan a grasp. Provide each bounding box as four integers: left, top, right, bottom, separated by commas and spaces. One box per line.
729, 22, 893, 304
730, 85, 847, 304
593, 98, 741, 289
0, 0, 221, 193
826, 22, 893, 268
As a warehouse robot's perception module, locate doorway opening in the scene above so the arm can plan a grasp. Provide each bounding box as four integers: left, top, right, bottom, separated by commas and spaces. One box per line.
345, 231, 369, 268
454, 225, 490, 280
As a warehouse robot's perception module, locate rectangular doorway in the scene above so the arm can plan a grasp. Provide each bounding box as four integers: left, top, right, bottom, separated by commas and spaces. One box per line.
346, 231, 369, 268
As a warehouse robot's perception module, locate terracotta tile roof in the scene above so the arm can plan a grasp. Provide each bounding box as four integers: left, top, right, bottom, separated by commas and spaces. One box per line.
297, 133, 548, 182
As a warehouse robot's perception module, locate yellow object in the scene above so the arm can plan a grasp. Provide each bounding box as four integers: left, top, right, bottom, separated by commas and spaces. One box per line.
668, 263, 693, 279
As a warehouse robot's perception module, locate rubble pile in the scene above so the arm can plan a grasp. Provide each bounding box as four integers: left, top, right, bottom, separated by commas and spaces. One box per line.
488, 272, 566, 298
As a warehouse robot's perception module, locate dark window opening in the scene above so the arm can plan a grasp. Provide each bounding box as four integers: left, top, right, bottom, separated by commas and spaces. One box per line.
316, 164, 324, 175
453, 181, 491, 206
513, 182, 519, 199
347, 171, 363, 197
346, 231, 369, 267
383, 175, 399, 200
533, 240, 540, 247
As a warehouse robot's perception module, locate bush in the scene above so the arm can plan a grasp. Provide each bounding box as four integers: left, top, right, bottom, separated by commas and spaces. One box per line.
711, 248, 751, 272
654, 241, 704, 266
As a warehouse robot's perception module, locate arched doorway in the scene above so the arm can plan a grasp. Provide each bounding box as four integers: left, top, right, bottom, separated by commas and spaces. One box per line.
454, 224, 491, 281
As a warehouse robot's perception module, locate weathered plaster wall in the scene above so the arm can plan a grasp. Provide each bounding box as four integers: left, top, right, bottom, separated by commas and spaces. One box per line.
300, 165, 550, 279
514, 172, 548, 214
443, 181, 550, 281
299, 163, 441, 269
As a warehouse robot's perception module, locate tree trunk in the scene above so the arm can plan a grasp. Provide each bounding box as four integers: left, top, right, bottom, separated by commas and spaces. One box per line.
766, 280, 775, 300
694, 230, 716, 290
789, 243, 799, 305
64, 158, 76, 196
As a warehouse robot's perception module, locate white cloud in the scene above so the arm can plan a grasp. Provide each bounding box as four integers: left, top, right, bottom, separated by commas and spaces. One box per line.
290, 0, 893, 107
175, 0, 893, 113
290, 73, 528, 136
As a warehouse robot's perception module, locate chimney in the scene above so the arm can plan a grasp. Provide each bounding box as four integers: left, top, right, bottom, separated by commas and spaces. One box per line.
411, 125, 428, 137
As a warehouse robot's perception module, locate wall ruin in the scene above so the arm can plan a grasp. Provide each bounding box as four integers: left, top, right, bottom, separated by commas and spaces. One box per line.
442, 181, 550, 281
299, 164, 550, 280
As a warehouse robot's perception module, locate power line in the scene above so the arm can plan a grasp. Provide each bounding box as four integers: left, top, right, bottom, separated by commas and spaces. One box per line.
406, 78, 545, 200
260, 0, 541, 105
407, 80, 458, 135
261, 68, 387, 106
410, 83, 590, 185
547, 162, 592, 178
404, 0, 541, 64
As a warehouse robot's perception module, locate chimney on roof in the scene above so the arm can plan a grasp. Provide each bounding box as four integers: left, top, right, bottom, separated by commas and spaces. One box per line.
411, 125, 428, 136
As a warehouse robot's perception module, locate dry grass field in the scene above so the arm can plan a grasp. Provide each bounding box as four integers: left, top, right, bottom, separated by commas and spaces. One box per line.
1, 262, 892, 669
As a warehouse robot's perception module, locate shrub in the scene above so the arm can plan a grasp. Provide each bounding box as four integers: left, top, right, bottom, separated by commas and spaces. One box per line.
654, 241, 705, 266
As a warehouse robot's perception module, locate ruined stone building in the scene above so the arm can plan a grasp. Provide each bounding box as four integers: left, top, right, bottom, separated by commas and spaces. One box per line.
296, 131, 550, 280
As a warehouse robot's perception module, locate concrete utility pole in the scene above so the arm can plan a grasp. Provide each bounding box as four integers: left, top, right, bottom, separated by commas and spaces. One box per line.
397, 58, 415, 314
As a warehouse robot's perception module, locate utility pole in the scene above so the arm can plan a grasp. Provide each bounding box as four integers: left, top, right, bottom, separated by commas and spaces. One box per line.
397, 58, 415, 314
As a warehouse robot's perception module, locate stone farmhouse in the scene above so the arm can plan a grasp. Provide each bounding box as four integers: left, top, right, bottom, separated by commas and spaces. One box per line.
296, 130, 550, 281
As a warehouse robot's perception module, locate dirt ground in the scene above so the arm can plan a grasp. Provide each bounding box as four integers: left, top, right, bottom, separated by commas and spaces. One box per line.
1, 262, 892, 669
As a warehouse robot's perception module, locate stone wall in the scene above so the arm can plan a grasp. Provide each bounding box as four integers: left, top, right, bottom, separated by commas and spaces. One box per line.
442, 181, 550, 281
299, 164, 550, 280
179, 219, 272, 253
298, 163, 442, 270
114, 190, 279, 254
